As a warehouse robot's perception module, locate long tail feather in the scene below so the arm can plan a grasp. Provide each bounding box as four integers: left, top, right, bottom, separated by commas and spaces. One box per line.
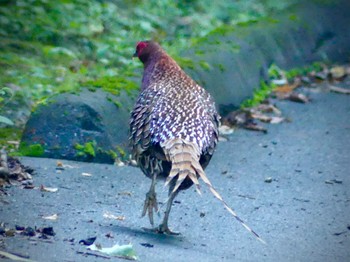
162, 138, 265, 244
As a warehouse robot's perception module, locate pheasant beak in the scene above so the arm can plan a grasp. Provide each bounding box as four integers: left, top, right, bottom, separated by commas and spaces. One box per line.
132, 52, 138, 59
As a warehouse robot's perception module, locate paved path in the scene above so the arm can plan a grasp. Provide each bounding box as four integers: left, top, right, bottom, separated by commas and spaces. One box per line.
1, 85, 349, 261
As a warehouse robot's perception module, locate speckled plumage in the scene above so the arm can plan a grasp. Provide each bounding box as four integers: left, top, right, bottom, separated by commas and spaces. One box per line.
129, 41, 264, 242
130, 41, 219, 185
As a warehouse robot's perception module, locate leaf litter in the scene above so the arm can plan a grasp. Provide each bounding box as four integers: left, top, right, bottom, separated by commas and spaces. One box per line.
221, 63, 350, 135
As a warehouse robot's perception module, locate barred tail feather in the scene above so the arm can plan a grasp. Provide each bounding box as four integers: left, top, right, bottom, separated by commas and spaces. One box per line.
162, 138, 266, 244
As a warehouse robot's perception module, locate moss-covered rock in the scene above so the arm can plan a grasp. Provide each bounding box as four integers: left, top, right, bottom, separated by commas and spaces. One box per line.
183, 0, 350, 114
20, 88, 136, 163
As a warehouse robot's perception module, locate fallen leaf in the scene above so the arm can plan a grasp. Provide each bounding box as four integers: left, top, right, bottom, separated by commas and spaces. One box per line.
251, 113, 271, 123
0, 250, 36, 262
243, 123, 267, 133
88, 243, 138, 260
274, 82, 299, 93
256, 104, 281, 115
269, 116, 285, 124
42, 214, 58, 220
40, 185, 58, 192
218, 125, 234, 135
118, 191, 132, 196
329, 85, 350, 95
81, 172, 92, 177
103, 212, 125, 221
115, 159, 125, 167
330, 66, 346, 79
284, 92, 309, 103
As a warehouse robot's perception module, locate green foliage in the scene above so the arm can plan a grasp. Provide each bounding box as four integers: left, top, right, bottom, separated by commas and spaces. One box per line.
0, 0, 296, 113
241, 80, 276, 108
19, 143, 45, 157
268, 64, 283, 79
241, 61, 326, 108
83, 76, 138, 96
116, 146, 126, 159
0, 0, 298, 154
74, 141, 96, 157
285, 61, 325, 79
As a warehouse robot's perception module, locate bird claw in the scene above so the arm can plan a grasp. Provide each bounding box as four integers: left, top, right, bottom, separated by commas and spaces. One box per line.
142, 191, 158, 225
142, 224, 180, 235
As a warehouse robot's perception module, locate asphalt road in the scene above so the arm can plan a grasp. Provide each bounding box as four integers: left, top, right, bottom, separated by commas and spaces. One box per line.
1, 85, 349, 261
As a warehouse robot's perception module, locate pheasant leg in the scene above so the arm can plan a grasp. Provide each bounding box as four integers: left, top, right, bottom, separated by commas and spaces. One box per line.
142, 173, 158, 226
157, 190, 179, 235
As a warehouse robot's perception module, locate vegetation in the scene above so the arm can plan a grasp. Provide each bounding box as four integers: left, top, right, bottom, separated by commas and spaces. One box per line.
18, 143, 45, 157
0, 0, 298, 151
74, 141, 96, 158
241, 80, 276, 108
240, 62, 326, 108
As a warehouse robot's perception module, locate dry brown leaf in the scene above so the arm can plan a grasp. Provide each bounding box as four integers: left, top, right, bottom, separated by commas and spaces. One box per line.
274, 83, 298, 93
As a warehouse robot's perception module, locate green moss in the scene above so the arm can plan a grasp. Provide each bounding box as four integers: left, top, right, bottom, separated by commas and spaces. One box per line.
217, 63, 226, 73
241, 61, 327, 108
285, 61, 325, 79
288, 14, 299, 21
241, 81, 276, 108
19, 143, 45, 157
74, 141, 96, 157
116, 146, 126, 159
198, 61, 211, 71
108, 150, 118, 160
268, 64, 284, 79
236, 19, 259, 27
207, 25, 235, 38
82, 76, 138, 96
106, 96, 122, 108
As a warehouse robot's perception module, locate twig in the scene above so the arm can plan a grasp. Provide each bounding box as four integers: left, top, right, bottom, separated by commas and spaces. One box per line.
76, 251, 111, 259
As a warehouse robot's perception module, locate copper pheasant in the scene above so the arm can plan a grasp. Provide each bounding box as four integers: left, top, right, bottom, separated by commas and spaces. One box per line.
130, 40, 264, 242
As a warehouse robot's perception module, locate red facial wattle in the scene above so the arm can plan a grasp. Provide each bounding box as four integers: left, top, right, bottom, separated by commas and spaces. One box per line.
133, 41, 148, 57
